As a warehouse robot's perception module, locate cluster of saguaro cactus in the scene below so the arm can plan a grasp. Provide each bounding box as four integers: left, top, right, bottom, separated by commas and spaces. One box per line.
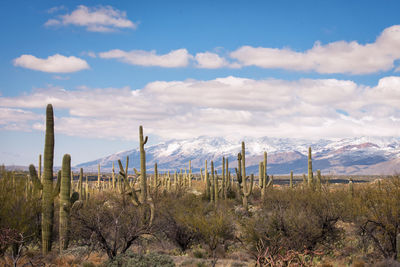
233, 142, 255, 210
202, 156, 233, 204
259, 152, 273, 200
117, 126, 154, 225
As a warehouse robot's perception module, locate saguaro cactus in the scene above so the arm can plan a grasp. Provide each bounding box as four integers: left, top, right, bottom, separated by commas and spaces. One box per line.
39, 154, 42, 182
97, 164, 101, 190
241, 142, 253, 210
117, 126, 154, 225
42, 104, 61, 253
139, 126, 148, 203
290, 171, 293, 188
60, 154, 71, 251
260, 162, 265, 200
316, 169, 321, 190
222, 157, 226, 199
205, 160, 210, 199
308, 147, 313, 188
28, 105, 61, 254
59, 154, 78, 252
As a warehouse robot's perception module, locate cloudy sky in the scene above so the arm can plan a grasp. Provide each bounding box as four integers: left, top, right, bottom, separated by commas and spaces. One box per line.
1, 0, 400, 166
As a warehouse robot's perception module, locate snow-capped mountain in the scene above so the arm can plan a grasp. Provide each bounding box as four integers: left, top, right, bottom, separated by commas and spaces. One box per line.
76, 136, 400, 175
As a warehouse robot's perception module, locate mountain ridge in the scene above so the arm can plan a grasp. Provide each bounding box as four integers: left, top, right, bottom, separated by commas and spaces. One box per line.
76, 136, 400, 175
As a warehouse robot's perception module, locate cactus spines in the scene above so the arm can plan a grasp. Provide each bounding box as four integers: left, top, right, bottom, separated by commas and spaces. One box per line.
60, 154, 71, 252
290, 171, 293, 188
308, 147, 313, 188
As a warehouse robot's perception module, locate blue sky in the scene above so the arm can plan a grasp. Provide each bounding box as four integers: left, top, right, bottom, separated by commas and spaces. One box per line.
1, 0, 400, 166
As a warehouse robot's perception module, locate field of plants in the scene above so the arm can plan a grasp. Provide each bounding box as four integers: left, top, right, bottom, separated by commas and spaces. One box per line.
1, 104, 400, 267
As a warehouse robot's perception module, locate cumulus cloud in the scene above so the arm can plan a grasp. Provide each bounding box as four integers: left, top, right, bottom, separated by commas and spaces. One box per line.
13, 54, 89, 73
99, 49, 192, 68
45, 5, 137, 32
0, 76, 399, 140
194, 52, 239, 68
0, 108, 42, 131
230, 25, 400, 74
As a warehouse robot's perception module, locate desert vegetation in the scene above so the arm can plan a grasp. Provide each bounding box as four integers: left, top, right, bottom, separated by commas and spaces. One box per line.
1, 104, 400, 267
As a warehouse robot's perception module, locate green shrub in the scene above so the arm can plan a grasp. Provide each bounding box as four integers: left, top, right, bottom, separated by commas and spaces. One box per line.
82, 262, 96, 267
351, 176, 400, 259
240, 186, 346, 263
104, 251, 175, 267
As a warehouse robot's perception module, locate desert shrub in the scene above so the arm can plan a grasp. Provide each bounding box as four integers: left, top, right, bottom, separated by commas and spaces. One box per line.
181, 200, 235, 266
70, 191, 155, 259
104, 251, 175, 267
0, 170, 41, 265
240, 186, 346, 264
158, 194, 201, 251
351, 176, 400, 259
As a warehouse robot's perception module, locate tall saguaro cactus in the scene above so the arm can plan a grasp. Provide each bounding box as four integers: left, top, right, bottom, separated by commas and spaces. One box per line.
290, 171, 294, 188
59, 154, 78, 252
29, 104, 61, 254
222, 157, 226, 199
205, 160, 210, 200
308, 147, 313, 188
139, 125, 148, 203
241, 142, 253, 210
117, 126, 154, 225
42, 104, 58, 253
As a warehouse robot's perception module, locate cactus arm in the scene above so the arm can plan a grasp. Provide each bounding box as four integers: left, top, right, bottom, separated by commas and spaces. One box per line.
29, 164, 43, 190
118, 159, 140, 206
53, 170, 61, 198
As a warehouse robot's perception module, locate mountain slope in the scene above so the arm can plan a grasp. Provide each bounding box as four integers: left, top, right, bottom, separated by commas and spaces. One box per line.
76, 136, 400, 175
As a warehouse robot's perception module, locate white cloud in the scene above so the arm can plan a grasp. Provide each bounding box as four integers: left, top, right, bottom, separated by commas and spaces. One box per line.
230, 25, 400, 74
99, 49, 192, 68
194, 52, 237, 68
45, 5, 136, 32
0, 108, 42, 131
13, 54, 89, 73
0, 76, 399, 140
53, 75, 70, 80
47, 6, 66, 14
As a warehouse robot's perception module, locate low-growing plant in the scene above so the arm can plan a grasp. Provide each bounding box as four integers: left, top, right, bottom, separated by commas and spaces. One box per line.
104, 251, 175, 267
